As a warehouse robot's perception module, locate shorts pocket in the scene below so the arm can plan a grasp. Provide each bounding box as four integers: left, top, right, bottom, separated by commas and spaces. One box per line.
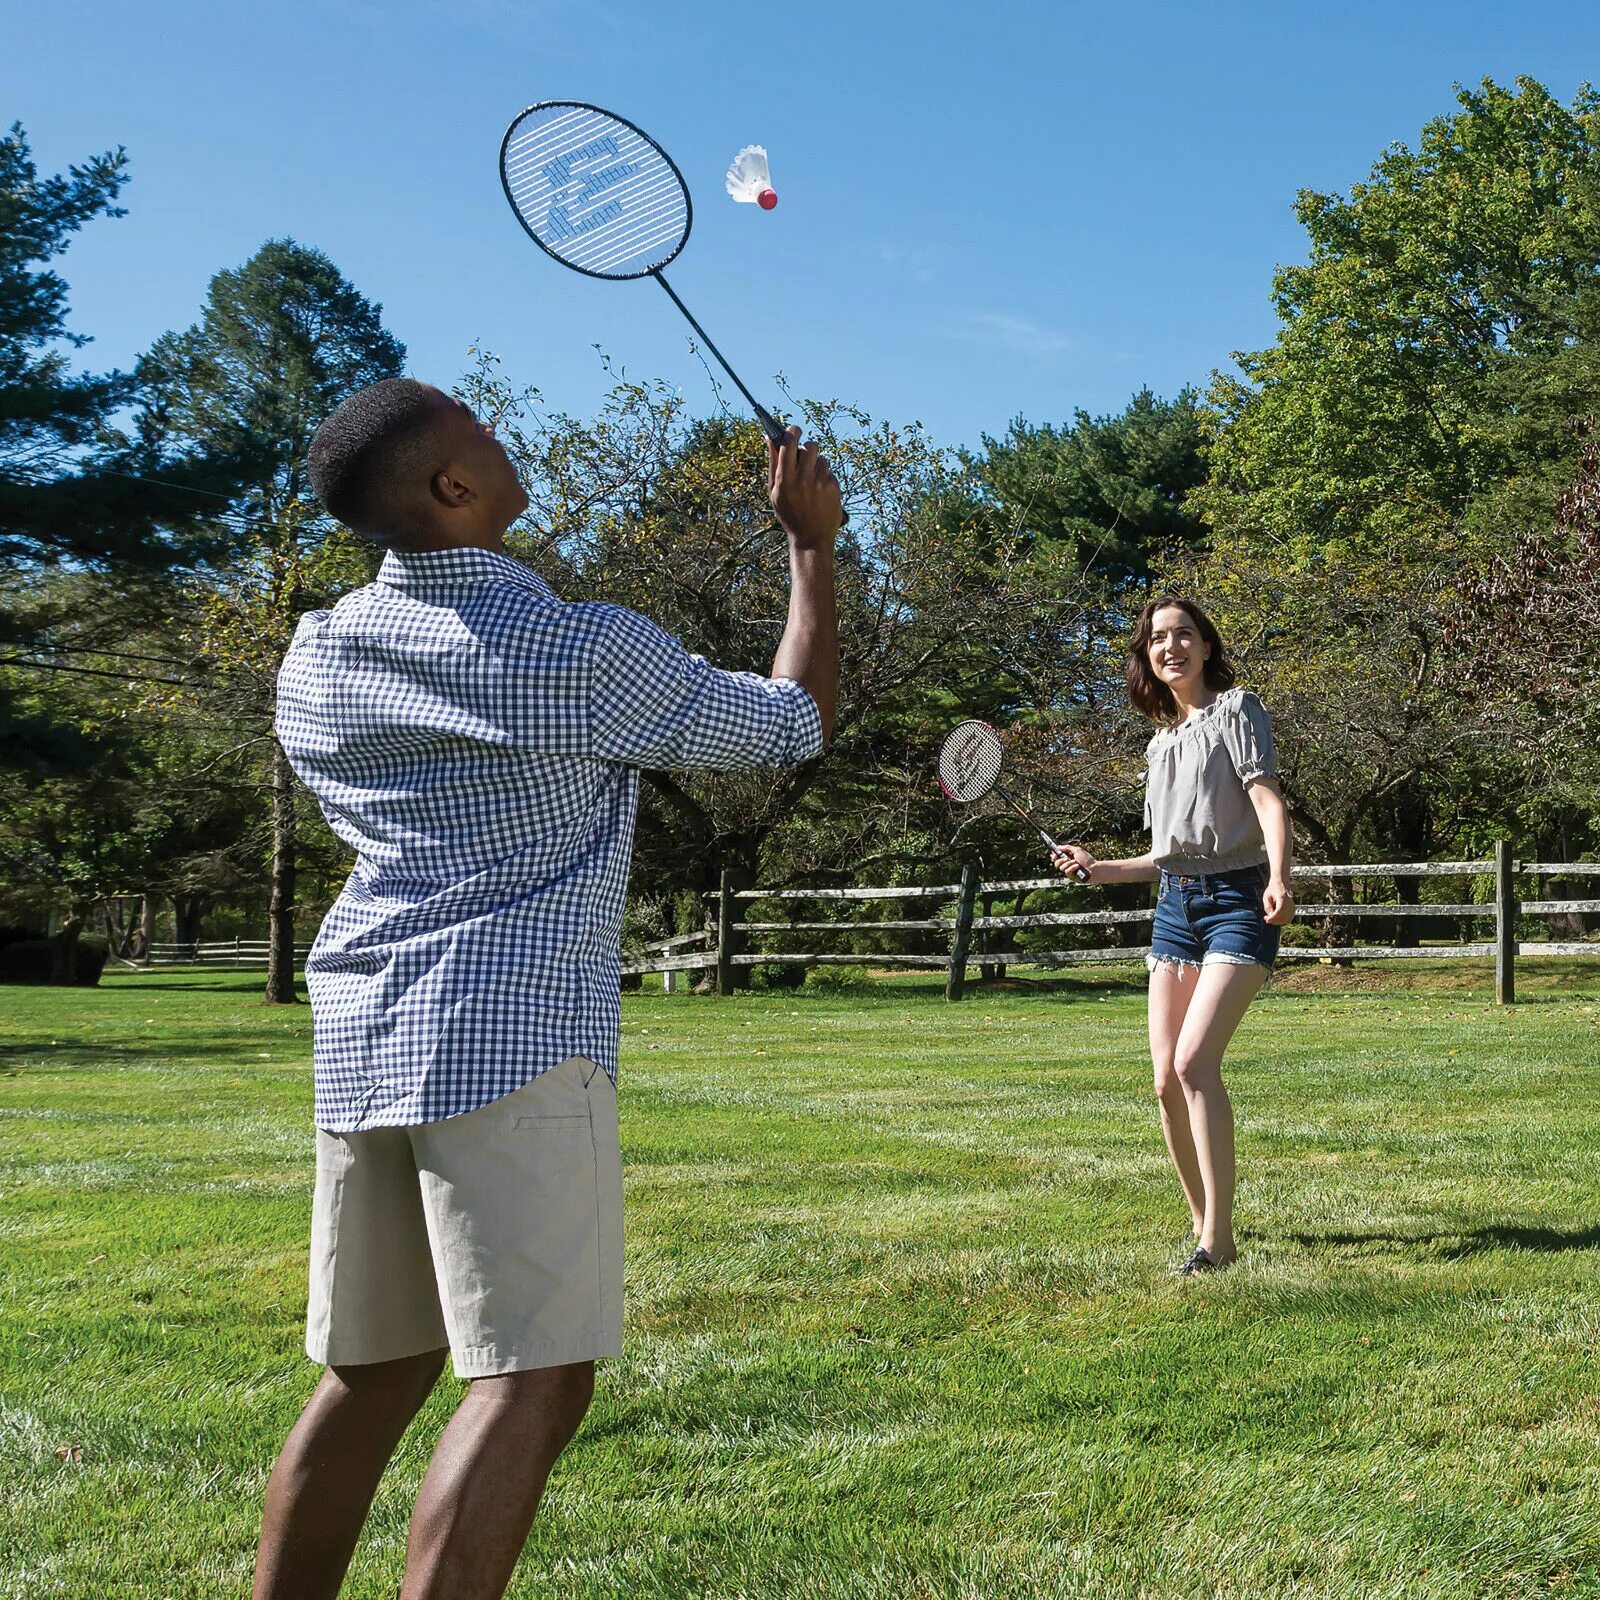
508, 1057, 601, 1132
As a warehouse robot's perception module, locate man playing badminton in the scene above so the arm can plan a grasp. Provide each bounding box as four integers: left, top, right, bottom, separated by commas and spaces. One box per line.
253, 378, 841, 1600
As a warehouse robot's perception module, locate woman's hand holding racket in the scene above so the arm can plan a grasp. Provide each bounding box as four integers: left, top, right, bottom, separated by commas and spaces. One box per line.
1051, 844, 1103, 884
769, 426, 842, 549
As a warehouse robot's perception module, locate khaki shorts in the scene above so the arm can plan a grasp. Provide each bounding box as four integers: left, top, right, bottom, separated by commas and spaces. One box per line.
306, 1056, 622, 1378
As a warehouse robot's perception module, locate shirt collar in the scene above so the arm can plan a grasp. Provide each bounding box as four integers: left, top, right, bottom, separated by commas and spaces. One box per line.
375, 545, 555, 601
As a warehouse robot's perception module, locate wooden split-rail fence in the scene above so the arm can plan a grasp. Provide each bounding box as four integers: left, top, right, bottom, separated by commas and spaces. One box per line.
147, 939, 314, 968
621, 845, 1597, 1005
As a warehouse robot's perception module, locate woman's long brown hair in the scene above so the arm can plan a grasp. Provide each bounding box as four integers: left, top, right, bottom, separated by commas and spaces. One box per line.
1125, 595, 1235, 722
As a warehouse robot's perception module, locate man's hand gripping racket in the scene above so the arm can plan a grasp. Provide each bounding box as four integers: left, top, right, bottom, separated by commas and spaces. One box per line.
937, 721, 1088, 881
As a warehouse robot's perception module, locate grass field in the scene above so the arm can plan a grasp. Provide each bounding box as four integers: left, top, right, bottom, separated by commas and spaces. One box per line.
2, 961, 1598, 1599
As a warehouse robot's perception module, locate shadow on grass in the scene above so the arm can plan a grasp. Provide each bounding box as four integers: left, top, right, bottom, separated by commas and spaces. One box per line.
0, 1036, 307, 1071
1285, 1223, 1600, 1259
103, 973, 296, 996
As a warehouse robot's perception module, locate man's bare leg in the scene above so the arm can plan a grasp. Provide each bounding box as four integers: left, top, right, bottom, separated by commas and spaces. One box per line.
254, 1349, 447, 1600
399, 1359, 595, 1600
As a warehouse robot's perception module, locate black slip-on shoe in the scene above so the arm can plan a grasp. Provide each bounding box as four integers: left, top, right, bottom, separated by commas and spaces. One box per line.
1172, 1245, 1231, 1277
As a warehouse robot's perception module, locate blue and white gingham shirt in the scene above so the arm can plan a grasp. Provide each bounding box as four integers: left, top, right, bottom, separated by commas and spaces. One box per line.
275, 545, 821, 1131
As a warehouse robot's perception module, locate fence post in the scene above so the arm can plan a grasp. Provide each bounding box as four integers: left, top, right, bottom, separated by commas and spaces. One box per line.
946, 864, 980, 1003
1495, 840, 1517, 1006
978, 892, 996, 982
716, 871, 738, 998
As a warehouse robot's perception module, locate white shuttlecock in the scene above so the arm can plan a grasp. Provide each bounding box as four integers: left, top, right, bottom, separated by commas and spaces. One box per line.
725, 145, 777, 210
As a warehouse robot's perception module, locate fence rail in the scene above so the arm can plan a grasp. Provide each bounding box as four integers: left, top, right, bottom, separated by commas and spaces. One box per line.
147, 939, 314, 967
615, 846, 1595, 1005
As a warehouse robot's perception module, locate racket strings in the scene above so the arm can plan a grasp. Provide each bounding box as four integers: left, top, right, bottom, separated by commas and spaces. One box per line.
502, 104, 689, 280
937, 722, 1005, 803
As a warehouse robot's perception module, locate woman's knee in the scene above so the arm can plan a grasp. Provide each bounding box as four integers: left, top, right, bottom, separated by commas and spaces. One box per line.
1152, 1058, 1181, 1099
1173, 1047, 1218, 1092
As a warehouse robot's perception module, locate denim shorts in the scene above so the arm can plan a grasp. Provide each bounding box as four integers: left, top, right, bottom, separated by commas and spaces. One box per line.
1148, 863, 1279, 974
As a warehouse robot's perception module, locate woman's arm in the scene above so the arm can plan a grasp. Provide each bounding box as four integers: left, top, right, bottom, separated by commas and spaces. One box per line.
1247, 779, 1296, 925
1050, 845, 1161, 885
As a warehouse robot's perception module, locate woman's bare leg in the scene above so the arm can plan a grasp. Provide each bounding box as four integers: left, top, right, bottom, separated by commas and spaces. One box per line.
1172, 961, 1268, 1262
1147, 960, 1207, 1236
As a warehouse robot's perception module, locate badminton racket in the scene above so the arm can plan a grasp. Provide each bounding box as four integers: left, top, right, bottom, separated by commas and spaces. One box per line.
500, 101, 791, 448
937, 720, 1087, 879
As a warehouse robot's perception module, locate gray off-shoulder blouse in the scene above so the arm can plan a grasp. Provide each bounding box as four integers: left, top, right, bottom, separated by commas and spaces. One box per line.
1143, 688, 1278, 872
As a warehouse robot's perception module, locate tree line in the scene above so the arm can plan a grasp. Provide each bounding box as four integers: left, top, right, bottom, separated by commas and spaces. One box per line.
2, 76, 1595, 997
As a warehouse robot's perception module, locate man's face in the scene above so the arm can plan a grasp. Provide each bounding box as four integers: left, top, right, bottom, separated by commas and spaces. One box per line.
430, 388, 530, 529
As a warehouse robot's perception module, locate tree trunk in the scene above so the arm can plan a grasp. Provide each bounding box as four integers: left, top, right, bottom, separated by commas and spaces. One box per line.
135, 894, 157, 963
1544, 819, 1591, 938
265, 740, 300, 1004
978, 893, 997, 981
1324, 829, 1357, 967
173, 893, 209, 949
50, 914, 83, 985
714, 840, 759, 992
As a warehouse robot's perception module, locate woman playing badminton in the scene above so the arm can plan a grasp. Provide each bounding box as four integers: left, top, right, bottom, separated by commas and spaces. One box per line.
1051, 597, 1294, 1276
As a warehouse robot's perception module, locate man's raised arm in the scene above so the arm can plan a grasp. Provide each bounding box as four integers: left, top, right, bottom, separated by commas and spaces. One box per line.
767, 426, 842, 745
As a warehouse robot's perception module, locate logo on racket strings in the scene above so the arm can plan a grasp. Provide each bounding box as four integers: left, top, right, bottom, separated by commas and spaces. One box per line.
524, 133, 645, 241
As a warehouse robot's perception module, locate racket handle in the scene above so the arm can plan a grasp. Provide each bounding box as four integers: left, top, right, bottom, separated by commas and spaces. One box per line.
754, 404, 787, 446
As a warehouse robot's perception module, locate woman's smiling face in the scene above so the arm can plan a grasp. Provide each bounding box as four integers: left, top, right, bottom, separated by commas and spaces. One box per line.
1146, 604, 1210, 697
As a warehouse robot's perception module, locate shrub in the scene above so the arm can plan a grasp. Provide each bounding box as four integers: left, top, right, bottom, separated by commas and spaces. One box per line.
803, 964, 877, 995
749, 962, 806, 990
0, 935, 108, 986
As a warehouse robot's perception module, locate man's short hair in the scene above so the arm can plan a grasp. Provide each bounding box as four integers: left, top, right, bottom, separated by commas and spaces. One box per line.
307, 378, 446, 546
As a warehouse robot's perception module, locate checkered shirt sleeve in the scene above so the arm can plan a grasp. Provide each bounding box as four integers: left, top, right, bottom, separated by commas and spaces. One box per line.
585, 604, 822, 770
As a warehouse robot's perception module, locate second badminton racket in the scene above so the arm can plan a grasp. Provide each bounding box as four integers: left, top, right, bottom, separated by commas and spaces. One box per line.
937, 720, 1087, 879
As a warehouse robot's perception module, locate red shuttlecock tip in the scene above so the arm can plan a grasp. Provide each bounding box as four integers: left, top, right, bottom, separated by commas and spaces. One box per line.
757, 188, 778, 210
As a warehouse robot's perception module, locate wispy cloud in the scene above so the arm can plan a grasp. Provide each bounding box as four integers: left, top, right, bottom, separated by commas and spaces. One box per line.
876, 244, 953, 285
941, 313, 1075, 359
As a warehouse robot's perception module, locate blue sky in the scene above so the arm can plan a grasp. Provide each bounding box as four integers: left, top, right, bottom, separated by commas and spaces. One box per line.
13, 0, 1600, 449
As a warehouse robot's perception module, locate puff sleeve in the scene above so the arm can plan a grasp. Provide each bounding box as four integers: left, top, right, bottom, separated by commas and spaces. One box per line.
1218, 691, 1278, 786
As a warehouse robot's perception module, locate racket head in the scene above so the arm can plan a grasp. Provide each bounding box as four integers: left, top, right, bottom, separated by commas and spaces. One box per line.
500, 101, 692, 280
937, 719, 1005, 804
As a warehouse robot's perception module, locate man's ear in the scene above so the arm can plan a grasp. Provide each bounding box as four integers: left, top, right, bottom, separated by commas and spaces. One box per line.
430, 468, 477, 510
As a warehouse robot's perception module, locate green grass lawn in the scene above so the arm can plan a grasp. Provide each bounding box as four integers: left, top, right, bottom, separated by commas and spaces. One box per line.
2, 962, 1598, 1598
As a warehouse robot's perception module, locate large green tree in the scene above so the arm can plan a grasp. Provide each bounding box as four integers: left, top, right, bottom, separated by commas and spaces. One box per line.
0, 123, 242, 773
1197, 77, 1600, 563
978, 387, 1210, 586
136, 240, 404, 1002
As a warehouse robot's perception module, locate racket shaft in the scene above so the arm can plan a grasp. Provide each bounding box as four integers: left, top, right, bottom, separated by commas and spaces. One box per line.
649, 271, 849, 527
994, 781, 1089, 881
994, 782, 1056, 849
652, 272, 784, 442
